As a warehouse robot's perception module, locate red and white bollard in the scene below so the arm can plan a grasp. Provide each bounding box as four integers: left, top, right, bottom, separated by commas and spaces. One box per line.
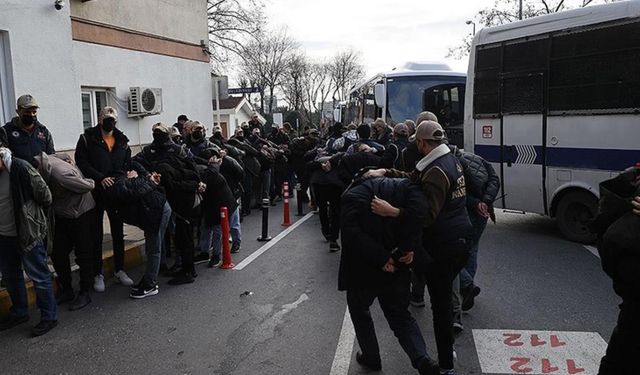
219, 206, 234, 269
282, 182, 291, 226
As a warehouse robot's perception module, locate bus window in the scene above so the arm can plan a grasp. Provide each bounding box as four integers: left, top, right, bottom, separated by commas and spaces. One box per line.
422, 84, 465, 147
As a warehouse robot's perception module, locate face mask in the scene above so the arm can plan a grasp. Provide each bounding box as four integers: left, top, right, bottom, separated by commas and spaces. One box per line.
153, 132, 169, 144
213, 132, 222, 139
171, 136, 182, 144
20, 115, 36, 127
101, 117, 116, 132
192, 130, 204, 141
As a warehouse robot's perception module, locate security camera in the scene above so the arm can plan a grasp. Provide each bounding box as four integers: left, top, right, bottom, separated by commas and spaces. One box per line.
54, 0, 65, 10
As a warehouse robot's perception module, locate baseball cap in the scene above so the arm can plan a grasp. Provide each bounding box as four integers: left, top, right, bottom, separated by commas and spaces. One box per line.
393, 123, 409, 137
100, 106, 118, 121
416, 120, 446, 141
152, 122, 171, 133
17, 94, 39, 109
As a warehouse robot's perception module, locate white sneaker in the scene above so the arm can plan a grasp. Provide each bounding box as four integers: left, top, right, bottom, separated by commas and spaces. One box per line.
94, 274, 105, 292
114, 270, 134, 286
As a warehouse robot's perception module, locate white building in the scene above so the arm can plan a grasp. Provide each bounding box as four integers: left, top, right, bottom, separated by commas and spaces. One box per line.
213, 96, 263, 138
0, 0, 213, 150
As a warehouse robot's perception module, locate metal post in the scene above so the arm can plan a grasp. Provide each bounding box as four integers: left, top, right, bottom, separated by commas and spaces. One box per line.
519, 0, 523, 20
257, 198, 272, 241
295, 183, 303, 216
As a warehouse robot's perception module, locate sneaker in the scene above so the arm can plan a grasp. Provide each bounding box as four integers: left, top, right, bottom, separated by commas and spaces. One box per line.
230, 243, 240, 254
461, 285, 481, 311
418, 357, 440, 375
130, 280, 159, 299
410, 295, 426, 307
208, 255, 222, 268
0, 314, 29, 331
163, 264, 182, 278
194, 252, 210, 265
56, 288, 75, 305
355, 351, 382, 371
168, 272, 195, 285
31, 320, 58, 337
114, 270, 134, 287
329, 241, 341, 252
69, 291, 91, 311
93, 274, 105, 292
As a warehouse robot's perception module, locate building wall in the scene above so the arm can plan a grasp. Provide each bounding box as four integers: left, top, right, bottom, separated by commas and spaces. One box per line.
70, 0, 208, 44
73, 41, 214, 146
0, 1, 81, 147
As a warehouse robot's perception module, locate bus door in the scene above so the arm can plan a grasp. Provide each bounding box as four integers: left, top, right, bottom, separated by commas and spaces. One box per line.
500, 72, 545, 214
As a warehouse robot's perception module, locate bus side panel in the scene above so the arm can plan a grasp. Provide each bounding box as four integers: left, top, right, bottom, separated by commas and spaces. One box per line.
472, 118, 503, 208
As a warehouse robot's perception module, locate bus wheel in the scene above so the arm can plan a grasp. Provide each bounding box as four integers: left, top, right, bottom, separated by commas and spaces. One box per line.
556, 191, 597, 244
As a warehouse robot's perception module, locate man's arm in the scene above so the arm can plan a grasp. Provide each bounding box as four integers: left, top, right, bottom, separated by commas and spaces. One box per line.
27, 164, 52, 206
45, 129, 55, 155
419, 166, 450, 227
74, 135, 105, 182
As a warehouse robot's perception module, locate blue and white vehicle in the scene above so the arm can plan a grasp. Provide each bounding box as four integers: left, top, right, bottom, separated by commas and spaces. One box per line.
464, 1, 640, 242
347, 62, 467, 148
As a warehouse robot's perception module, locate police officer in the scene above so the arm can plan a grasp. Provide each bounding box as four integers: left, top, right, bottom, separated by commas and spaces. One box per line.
2, 94, 55, 166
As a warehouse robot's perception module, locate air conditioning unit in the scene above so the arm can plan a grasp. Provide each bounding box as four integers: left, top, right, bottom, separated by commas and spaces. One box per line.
128, 87, 162, 116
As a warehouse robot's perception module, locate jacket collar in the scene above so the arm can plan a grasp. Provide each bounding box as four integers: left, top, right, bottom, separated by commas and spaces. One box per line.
415, 144, 450, 172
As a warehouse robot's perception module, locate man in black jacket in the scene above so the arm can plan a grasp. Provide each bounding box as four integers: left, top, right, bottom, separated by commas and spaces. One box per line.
340, 176, 440, 375
229, 127, 260, 216
75, 106, 136, 292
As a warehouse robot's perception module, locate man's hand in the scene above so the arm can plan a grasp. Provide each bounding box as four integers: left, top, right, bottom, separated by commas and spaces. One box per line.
632, 196, 640, 216
321, 161, 332, 172
209, 156, 222, 167
371, 196, 400, 217
382, 258, 396, 273
399, 251, 414, 265
363, 168, 386, 178
149, 172, 161, 185
219, 150, 227, 159
197, 182, 207, 193
101, 177, 115, 189
126, 170, 138, 179
476, 202, 490, 219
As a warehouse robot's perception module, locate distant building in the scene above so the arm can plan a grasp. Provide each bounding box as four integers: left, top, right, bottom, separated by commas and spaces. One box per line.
212, 96, 262, 138
0, 0, 213, 149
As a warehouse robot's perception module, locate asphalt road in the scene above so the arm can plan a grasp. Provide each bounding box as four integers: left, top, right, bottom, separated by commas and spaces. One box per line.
0, 201, 620, 375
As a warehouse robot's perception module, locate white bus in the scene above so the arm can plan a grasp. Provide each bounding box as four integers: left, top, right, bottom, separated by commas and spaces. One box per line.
464, 1, 640, 243
346, 62, 467, 147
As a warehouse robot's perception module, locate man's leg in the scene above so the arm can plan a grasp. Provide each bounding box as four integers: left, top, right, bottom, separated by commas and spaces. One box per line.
106, 209, 125, 273
21, 241, 58, 322
93, 206, 105, 276
452, 274, 463, 333
143, 203, 171, 284
314, 184, 330, 237
229, 207, 242, 252
347, 288, 382, 367
51, 216, 74, 292
599, 299, 640, 374
460, 213, 487, 289
74, 210, 96, 293
410, 269, 426, 306
0, 236, 29, 319
328, 185, 342, 242
175, 217, 195, 275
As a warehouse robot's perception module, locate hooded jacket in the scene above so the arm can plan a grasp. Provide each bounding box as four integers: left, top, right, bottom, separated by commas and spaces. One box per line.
35, 153, 95, 219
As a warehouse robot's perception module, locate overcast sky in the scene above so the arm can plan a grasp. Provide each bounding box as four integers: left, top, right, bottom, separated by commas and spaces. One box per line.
264, 0, 497, 78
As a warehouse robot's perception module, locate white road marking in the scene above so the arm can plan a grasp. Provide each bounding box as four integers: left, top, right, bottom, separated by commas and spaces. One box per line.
329, 307, 355, 375
473, 329, 607, 374
233, 212, 314, 270
584, 245, 600, 259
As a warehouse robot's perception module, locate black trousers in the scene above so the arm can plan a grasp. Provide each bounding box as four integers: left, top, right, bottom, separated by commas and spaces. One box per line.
313, 183, 342, 241
598, 298, 640, 374
174, 215, 195, 275
93, 204, 125, 274
347, 272, 429, 369
52, 210, 96, 292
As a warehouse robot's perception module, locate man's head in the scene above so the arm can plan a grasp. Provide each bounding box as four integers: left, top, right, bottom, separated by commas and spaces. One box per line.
212, 125, 223, 139
251, 113, 259, 122
99, 106, 118, 133
415, 111, 438, 125
356, 124, 371, 140
234, 127, 244, 138
170, 126, 182, 144
190, 121, 205, 142
182, 120, 195, 136
152, 122, 171, 144
372, 118, 386, 135
0, 147, 12, 173
283, 122, 292, 132
177, 114, 188, 125
414, 121, 446, 156
393, 123, 409, 141
404, 119, 416, 136
309, 128, 320, 138
16, 94, 39, 128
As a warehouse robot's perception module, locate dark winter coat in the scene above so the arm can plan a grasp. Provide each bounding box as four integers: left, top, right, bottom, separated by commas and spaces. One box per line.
401, 141, 421, 172
201, 168, 238, 226
229, 136, 260, 177
336, 152, 381, 187
3, 118, 55, 166
105, 175, 167, 232
339, 177, 427, 291
451, 146, 500, 219
380, 138, 409, 170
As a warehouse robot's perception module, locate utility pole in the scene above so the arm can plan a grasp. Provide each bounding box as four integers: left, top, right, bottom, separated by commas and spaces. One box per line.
519, 0, 523, 20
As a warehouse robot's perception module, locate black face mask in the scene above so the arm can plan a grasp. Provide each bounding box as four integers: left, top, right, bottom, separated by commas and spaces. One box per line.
153, 132, 170, 144
213, 132, 222, 139
20, 115, 36, 127
101, 118, 116, 133
192, 130, 204, 141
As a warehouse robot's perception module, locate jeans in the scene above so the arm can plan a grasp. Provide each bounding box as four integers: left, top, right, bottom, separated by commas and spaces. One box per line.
94, 204, 125, 275
144, 202, 171, 284
261, 169, 271, 200
0, 236, 57, 321
347, 271, 431, 369
200, 207, 241, 258
598, 299, 640, 374
459, 212, 487, 289
313, 183, 342, 241
52, 210, 96, 292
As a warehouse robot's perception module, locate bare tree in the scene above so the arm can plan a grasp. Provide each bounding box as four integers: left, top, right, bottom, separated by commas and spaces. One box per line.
207, 0, 265, 73
305, 62, 334, 116
282, 53, 308, 113
447, 0, 619, 59
329, 49, 365, 105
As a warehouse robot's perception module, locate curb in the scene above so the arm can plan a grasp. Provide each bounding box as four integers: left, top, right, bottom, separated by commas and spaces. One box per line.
0, 241, 146, 319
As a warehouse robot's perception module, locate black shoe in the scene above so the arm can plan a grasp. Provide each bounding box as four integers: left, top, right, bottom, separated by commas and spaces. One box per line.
69, 291, 92, 311
56, 288, 75, 305
0, 314, 29, 331
208, 255, 222, 268
230, 243, 241, 254
417, 357, 440, 375
355, 351, 382, 371
329, 241, 341, 252
194, 252, 210, 265
130, 280, 159, 299
163, 264, 182, 278
409, 295, 425, 307
321, 229, 331, 242
31, 320, 58, 337
461, 285, 481, 311
168, 272, 195, 285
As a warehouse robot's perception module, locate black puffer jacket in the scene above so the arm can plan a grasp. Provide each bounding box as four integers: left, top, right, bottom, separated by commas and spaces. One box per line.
339, 177, 427, 291
201, 169, 238, 226
451, 146, 500, 216
105, 175, 167, 232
